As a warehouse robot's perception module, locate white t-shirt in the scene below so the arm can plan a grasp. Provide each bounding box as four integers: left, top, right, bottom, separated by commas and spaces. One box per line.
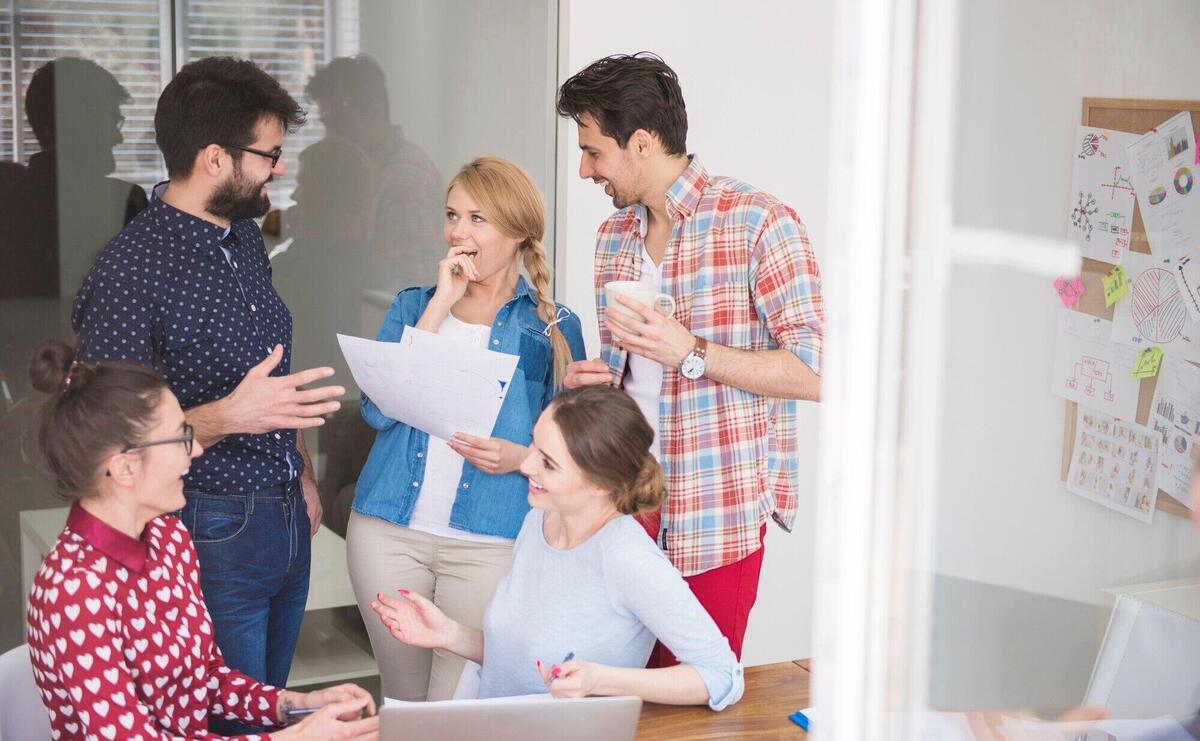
407, 312, 514, 544
623, 246, 664, 461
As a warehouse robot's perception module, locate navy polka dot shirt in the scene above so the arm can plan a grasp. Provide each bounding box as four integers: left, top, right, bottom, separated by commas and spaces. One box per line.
72, 190, 302, 495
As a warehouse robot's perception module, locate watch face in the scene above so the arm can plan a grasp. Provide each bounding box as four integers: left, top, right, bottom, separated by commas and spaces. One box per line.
681, 354, 705, 379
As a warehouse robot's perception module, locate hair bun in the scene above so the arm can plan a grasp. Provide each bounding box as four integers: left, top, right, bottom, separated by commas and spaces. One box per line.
28, 340, 76, 394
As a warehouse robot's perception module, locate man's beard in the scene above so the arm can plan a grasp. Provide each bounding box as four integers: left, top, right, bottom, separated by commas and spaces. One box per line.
207, 163, 272, 222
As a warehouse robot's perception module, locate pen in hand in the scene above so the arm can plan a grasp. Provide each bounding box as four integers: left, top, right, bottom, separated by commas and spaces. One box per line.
548, 651, 575, 683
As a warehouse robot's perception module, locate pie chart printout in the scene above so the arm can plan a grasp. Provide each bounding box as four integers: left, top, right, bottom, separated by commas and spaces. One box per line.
1130, 268, 1187, 343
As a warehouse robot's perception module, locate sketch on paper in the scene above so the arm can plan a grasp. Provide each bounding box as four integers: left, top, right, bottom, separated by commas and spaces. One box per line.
1149, 355, 1200, 508
1112, 251, 1200, 362
1051, 308, 1140, 420
1068, 127, 1140, 264
1067, 410, 1160, 523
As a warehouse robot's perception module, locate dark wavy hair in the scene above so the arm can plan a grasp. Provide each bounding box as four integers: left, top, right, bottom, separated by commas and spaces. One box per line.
155, 56, 306, 178
556, 52, 688, 156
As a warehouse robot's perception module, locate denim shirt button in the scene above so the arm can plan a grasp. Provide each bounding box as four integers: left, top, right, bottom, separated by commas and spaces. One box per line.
462, 482, 470, 489
411, 481, 419, 487
491, 339, 499, 346
416, 452, 423, 458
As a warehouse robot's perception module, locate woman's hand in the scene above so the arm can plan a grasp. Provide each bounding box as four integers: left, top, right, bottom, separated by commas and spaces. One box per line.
433, 244, 480, 306
370, 589, 457, 650
271, 694, 379, 739
278, 684, 376, 724
447, 434, 527, 475
537, 658, 605, 699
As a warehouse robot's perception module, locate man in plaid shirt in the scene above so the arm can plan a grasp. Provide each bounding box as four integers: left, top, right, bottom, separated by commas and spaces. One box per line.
557, 53, 824, 663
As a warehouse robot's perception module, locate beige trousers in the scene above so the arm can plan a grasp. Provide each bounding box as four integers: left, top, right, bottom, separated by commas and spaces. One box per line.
346, 511, 513, 701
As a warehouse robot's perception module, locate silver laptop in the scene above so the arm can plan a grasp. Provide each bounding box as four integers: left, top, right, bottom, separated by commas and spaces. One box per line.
380, 694, 642, 741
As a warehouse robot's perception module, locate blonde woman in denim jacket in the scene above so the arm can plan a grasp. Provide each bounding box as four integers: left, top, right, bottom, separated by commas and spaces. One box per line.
347, 156, 586, 701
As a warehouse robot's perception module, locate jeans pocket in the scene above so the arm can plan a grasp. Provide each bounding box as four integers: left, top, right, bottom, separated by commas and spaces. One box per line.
184, 494, 251, 544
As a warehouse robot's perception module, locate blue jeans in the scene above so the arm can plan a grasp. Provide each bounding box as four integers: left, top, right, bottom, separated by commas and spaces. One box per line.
180, 480, 311, 735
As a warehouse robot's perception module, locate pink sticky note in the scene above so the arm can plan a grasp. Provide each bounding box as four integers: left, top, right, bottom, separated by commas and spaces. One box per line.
1054, 275, 1085, 307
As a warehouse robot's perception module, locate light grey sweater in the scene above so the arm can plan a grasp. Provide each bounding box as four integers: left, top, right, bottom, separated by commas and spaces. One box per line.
477, 509, 744, 710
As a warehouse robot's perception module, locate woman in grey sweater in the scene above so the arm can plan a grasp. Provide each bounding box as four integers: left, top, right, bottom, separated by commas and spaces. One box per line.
370, 385, 744, 710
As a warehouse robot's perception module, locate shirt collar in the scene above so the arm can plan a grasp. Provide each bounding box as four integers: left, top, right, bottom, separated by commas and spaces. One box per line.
632, 154, 709, 236
422, 274, 536, 305
151, 180, 242, 246
66, 503, 150, 573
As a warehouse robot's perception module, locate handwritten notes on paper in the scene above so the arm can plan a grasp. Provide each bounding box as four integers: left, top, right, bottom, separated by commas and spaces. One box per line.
1103, 265, 1129, 307
1068, 127, 1140, 264
1131, 346, 1164, 379
1051, 309, 1140, 420
337, 329, 519, 441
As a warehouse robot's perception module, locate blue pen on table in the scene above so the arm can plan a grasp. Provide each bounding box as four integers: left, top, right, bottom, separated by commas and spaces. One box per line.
549, 651, 575, 682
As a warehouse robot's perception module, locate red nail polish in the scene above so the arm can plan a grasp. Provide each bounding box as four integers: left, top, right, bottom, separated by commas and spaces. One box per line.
398, 588, 410, 596
535, 659, 542, 668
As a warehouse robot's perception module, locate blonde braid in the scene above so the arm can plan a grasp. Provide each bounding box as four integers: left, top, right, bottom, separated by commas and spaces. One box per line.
522, 238, 570, 385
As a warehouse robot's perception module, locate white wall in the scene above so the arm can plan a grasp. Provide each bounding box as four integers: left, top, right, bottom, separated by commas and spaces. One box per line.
558, 0, 835, 666
930, 0, 1200, 707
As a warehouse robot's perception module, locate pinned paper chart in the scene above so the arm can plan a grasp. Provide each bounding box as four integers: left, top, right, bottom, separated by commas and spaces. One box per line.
1125, 111, 1200, 255
1051, 308, 1141, 420
1068, 126, 1140, 264
1111, 251, 1200, 362
1149, 355, 1200, 508
1067, 410, 1160, 523
1172, 251, 1200, 323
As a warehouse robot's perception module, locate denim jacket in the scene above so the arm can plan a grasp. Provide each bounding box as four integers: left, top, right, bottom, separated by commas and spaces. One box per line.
353, 277, 587, 538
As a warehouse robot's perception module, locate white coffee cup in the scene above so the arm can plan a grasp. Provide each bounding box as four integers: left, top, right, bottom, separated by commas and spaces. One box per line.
604, 280, 676, 321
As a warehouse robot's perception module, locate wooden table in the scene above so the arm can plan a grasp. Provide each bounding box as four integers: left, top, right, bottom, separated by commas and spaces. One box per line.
635, 661, 810, 739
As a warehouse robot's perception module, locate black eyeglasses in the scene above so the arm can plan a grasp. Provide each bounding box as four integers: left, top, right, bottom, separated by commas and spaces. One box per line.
122, 423, 194, 456
222, 143, 283, 168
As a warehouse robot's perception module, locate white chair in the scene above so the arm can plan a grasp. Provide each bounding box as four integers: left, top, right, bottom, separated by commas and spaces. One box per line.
452, 660, 483, 700
1086, 594, 1200, 718
0, 645, 52, 740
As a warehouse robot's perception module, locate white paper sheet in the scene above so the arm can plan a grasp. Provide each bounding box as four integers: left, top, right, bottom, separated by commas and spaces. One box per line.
1170, 250, 1200, 324
1067, 409, 1159, 523
1051, 309, 1141, 420
1111, 251, 1200, 362
1125, 111, 1200, 256
1068, 127, 1141, 265
1149, 355, 1200, 508
337, 328, 520, 441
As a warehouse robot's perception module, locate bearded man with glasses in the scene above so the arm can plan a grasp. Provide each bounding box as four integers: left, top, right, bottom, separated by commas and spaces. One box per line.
71, 56, 342, 736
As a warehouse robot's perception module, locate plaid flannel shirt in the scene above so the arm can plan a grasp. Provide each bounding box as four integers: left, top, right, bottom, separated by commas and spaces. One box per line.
595, 156, 824, 576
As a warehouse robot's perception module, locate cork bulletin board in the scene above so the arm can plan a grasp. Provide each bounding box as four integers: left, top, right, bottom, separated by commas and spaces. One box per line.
1059, 98, 1200, 519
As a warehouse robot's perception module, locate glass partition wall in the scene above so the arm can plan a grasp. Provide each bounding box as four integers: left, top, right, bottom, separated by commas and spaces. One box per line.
0, 0, 558, 657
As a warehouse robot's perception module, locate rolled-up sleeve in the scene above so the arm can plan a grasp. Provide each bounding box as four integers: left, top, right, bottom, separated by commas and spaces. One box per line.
608, 543, 745, 710
749, 204, 824, 375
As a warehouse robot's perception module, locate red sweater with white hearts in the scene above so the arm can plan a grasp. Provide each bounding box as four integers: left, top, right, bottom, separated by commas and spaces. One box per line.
26, 504, 283, 740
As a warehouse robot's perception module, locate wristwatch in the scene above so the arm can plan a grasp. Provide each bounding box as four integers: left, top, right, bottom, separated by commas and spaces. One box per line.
680, 336, 708, 380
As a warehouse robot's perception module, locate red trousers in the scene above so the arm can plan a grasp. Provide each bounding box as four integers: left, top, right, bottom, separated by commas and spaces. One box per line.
642, 520, 768, 666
